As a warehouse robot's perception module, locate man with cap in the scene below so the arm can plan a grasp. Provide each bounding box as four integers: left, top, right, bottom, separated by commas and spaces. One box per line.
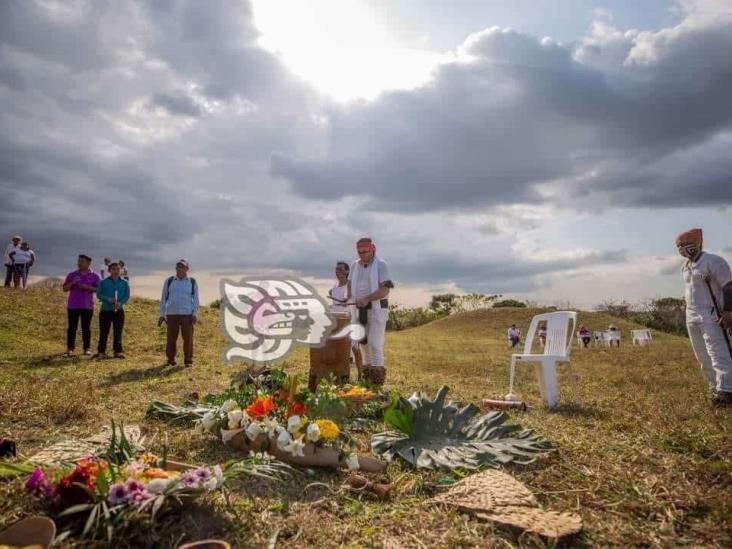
677, 228, 732, 406
4, 235, 21, 287
158, 260, 199, 367
62, 254, 101, 356
347, 238, 394, 385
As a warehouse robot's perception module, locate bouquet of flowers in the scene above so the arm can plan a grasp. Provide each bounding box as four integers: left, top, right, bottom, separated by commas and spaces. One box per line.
149, 371, 384, 472
13, 423, 291, 543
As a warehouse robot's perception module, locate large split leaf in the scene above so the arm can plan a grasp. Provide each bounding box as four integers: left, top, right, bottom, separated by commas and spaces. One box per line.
371, 386, 552, 470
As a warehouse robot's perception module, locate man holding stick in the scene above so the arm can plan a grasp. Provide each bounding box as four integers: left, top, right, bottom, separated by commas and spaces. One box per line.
677, 228, 732, 406
347, 238, 394, 386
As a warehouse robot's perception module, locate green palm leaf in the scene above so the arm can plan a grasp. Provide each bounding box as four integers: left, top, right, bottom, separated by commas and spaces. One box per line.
371, 386, 552, 470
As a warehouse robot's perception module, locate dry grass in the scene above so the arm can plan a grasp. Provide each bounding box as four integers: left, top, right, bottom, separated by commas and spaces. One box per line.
0, 288, 731, 548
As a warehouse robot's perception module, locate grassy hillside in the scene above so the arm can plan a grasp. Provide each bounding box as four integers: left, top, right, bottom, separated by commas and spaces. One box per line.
1, 288, 731, 548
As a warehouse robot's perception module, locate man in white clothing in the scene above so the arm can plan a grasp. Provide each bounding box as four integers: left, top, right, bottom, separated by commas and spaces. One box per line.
4, 235, 21, 288
347, 238, 394, 385
677, 228, 732, 406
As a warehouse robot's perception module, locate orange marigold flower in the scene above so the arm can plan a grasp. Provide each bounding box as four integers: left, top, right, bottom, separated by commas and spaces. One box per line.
246, 395, 277, 419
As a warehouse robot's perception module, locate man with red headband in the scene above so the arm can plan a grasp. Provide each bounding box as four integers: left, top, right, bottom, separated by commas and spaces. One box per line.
347, 237, 394, 385
677, 228, 732, 406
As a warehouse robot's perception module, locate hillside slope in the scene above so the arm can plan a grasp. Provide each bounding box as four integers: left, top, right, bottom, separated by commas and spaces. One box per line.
1, 289, 731, 547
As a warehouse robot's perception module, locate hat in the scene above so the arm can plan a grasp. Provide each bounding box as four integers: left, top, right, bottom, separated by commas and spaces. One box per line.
176, 259, 189, 268
11, 235, 21, 241
78, 254, 92, 261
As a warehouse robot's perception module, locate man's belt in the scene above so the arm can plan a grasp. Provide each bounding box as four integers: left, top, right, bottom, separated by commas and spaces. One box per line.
356, 299, 389, 344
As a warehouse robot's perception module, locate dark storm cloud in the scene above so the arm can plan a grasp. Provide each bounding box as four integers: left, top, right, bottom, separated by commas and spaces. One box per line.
150, 92, 202, 117
0, 0, 728, 298
273, 10, 732, 211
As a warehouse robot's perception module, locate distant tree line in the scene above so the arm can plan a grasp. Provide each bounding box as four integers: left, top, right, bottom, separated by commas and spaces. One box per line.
210, 291, 530, 332
595, 297, 687, 337
387, 293, 530, 331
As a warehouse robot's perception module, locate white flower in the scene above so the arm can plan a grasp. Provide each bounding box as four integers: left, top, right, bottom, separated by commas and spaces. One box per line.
221, 399, 239, 413
146, 478, 169, 494
306, 422, 320, 443
275, 426, 292, 450
227, 410, 243, 430
201, 412, 217, 431
287, 415, 302, 434
212, 465, 223, 488
245, 421, 263, 441
345, 453, 360, 471
284, 435, 306, 457
203, 476, 218, 492
262, 417, 278, 436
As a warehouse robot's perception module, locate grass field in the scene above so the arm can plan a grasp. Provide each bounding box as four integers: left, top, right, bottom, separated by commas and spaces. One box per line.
1, 288, 731, 548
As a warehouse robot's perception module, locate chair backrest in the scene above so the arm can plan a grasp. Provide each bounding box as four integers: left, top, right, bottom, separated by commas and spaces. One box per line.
607, 330, 621, 341
632, 329, 651, 340
522, 311, 577, 357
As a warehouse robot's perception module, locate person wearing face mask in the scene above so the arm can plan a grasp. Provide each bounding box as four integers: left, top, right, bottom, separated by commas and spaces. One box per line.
347, 238, 394, 386
677, 228, 732, 406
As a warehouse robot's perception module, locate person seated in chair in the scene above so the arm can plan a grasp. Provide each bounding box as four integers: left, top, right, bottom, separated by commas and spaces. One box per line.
507, 324, 521, 348
607, 324, 620, 347
579, 325, 591, 347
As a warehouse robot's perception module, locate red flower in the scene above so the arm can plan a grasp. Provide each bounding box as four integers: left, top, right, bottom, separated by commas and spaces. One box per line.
246, 396, 277, 419
287, 402, 308, 418
57, 465, 97, 507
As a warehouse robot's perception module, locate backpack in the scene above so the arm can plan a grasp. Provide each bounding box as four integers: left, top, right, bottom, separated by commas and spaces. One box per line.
164, 276, 197, 303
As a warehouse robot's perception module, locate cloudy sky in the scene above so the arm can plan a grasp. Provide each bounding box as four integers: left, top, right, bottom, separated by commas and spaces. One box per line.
1, 0, 731, 307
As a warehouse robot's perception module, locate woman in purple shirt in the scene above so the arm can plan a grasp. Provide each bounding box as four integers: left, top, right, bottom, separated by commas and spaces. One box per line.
62, 254, 101, 356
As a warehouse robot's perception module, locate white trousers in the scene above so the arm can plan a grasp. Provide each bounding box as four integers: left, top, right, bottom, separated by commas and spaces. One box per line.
360, 307, 388, 368
687, 322, 732, 393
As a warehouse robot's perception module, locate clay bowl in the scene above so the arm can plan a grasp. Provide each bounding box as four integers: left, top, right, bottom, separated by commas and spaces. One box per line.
0, 516, 56, 549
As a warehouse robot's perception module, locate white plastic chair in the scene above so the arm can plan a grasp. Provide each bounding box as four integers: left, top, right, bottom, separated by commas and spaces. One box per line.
631, 329, 652, 346
506, 311, 578, 409
607, 330, 621, 347
592, 331, 606, 347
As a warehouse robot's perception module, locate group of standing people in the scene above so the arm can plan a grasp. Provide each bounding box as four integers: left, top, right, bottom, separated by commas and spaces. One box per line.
62, 255, 197, 367
3, 235, 36, 289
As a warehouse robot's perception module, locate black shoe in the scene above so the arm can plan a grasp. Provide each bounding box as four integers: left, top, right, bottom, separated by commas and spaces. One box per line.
711, 391, 732, 407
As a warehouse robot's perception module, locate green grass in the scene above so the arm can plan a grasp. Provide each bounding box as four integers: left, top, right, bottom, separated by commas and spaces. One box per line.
1, 288, 731, 547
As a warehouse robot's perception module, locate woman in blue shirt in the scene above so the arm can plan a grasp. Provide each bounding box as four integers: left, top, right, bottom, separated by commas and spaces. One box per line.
93, 262, 130, 358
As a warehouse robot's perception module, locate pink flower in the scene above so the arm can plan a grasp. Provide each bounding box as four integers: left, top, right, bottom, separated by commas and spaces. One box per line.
25, 468, 55, 500
108, 482, 129, 505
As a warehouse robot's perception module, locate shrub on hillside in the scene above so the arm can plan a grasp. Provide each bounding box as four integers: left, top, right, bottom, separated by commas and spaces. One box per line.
596, 297, 688, 337
493, 299, 526, 308
387, 305, 445, 331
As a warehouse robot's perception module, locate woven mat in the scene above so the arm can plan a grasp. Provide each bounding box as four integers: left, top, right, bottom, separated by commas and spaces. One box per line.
432, 470, 582, 539
28, 425, 144, 465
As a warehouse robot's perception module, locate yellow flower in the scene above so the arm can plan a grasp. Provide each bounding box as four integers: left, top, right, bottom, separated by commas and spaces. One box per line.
139, 453, 160, 467
314, 419, 340, 440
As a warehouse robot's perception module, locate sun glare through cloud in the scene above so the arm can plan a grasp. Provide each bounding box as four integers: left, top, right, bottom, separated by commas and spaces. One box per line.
251, 0, 443, 101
